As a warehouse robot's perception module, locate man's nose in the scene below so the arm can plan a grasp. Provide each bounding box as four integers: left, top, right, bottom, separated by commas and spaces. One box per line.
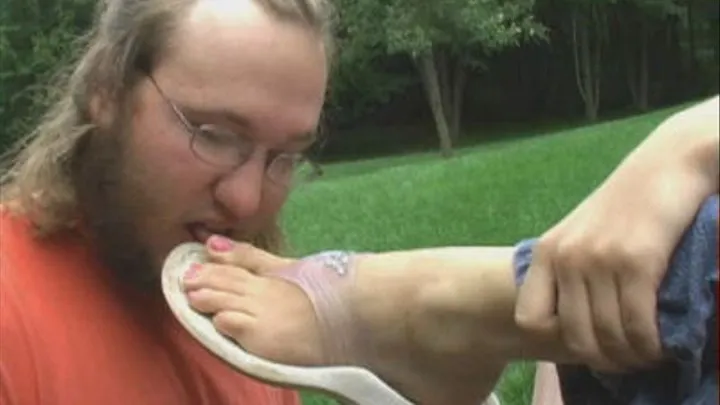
213, 160, 265, 219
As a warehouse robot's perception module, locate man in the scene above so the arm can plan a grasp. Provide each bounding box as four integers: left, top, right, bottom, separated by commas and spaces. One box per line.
1, 0, 330, 403
1, 0, 717, 402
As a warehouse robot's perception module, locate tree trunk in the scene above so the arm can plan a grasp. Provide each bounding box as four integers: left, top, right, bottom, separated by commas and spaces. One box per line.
417, 50, 453, 158
571, 12, 586, 105
590, 4, 603, 120
571, 8, 600, 121
686, 0, 697, 76
436, 48, 452, 127
637, 16, 650, 111
713, 1, 720, 67
625, 9, 650, 111
625, 24, 639, 107
436, 48, 465, 142
426, 47, 467, 144
450, 56, 466, 141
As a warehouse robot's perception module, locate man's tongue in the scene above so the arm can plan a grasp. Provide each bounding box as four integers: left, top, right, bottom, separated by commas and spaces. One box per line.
187, 223, 227, 244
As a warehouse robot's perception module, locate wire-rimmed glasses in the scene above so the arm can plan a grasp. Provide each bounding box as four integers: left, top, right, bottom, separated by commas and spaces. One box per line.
148, 75, 323, 187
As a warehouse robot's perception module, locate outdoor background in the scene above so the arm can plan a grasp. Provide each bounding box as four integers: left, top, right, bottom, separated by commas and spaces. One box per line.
1, 0, 718, 404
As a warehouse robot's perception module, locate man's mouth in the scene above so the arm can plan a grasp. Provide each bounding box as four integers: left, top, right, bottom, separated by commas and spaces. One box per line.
186, 223, 233, 244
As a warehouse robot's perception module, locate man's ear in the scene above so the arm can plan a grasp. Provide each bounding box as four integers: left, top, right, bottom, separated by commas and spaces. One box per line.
88, 92, 115, 129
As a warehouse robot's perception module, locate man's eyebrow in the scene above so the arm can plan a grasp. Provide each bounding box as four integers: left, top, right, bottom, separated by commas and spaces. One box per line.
180, 105, 252, 129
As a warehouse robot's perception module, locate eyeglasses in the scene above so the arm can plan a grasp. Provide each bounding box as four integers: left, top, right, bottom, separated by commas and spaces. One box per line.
147, 75, 323, 187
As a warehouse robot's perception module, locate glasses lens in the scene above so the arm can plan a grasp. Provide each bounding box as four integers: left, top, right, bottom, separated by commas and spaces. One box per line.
268, 155, 320, 186
191, 126, 250, 167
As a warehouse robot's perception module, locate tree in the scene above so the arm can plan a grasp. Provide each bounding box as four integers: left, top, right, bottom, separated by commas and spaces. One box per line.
336, 0, 546, 157
561, 0, 613, 121
677, 0, 720, 93
323, 1, 416, 129
0, 0, 94, 148
620, 0, 683, 111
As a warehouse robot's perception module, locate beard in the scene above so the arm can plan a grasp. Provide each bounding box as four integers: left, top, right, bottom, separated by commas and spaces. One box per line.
71, 120, 158, 290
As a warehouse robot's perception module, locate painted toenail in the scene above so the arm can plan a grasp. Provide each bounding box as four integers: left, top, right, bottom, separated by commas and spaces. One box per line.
208, 235, 233, 252
184, 263, 202, 280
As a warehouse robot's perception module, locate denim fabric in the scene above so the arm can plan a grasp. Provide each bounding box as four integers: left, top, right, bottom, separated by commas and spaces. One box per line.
513, 195, 719, 405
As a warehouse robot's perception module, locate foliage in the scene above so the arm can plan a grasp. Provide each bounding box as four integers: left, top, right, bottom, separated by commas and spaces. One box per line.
330, 0, 549, 155
0, 0, 94, 147
0, 0, 717, 156
384, 0, 546, 56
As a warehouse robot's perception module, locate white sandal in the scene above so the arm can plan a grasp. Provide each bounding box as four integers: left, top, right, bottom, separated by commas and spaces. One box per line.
161, 242, 502, 405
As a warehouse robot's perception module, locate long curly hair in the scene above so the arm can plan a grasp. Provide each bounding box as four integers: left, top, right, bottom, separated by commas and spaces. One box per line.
0, 0, 335, 254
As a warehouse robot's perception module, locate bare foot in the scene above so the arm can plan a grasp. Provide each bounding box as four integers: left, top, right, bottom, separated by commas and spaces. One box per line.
183, 261, 325, 366
183, 242, 510, 405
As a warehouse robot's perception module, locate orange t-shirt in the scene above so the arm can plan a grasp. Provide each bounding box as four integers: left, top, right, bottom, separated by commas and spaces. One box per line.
0, 210, 301, 405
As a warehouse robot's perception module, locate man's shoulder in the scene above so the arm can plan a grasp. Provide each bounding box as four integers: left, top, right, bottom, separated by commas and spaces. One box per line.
0, 207, 37, 249
0, 207, 87, 270
1, 209, 41, 279
0, 229, 42, 405
0, 208, 93, 318
0, 208, 33, 280
0, 208, 55, 318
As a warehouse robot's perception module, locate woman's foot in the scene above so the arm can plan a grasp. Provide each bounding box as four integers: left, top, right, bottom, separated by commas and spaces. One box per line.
182, 240, 513, 405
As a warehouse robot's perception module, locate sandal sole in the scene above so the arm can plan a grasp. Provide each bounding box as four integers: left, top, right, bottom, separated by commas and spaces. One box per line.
161, 242, 501, 405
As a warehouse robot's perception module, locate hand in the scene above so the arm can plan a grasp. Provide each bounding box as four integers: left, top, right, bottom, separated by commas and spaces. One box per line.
514, 98, 719, 372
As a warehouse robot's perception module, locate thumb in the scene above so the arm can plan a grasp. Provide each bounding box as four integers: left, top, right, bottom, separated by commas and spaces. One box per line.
205, 235, 294, 273
515, 260, 560, 336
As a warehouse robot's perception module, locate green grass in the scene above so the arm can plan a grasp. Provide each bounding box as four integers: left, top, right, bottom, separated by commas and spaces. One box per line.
280, 103, 687, 405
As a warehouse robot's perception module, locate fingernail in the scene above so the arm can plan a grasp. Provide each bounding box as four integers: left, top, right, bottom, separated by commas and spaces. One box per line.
184, 263, 202, 280
208, 235, 233, 252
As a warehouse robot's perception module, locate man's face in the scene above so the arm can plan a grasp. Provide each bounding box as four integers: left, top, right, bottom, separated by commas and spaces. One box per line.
83, 0, 328, 285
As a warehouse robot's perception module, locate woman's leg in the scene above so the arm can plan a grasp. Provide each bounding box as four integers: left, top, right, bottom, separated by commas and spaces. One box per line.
182, 244, 577, 405
530, 363, 564, 405
182, 195, 718, 405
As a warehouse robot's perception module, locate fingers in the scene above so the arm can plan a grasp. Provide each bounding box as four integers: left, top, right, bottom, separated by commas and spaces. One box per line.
515, 258, 560, 336
205, 235, 294, 273
585, 272, 645, 370
544, 235, 665, 371
619, 271, 663, 361
555, 268, 616, 371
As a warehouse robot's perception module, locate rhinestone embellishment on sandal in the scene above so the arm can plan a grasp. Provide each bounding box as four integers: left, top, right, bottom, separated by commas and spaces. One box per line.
313, 251, 353, 276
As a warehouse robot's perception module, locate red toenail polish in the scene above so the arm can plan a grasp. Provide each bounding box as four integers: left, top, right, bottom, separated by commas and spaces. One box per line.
208, 235, 233, 252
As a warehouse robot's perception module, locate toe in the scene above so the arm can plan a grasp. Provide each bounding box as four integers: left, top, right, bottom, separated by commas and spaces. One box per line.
183, 263, 254, 294
187, 288, 257, 316
213, 310, 257, 339
206, 238, 294, 273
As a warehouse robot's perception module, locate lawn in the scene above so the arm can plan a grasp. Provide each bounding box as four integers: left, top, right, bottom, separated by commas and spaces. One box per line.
279, 103, 689, 405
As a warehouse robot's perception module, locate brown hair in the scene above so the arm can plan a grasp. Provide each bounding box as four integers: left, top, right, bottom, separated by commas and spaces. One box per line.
0, 0, 334, 253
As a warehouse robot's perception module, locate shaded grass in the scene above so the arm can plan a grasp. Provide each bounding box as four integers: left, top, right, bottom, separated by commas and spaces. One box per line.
312, 102, 688, 184
281, 103, 686, 404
